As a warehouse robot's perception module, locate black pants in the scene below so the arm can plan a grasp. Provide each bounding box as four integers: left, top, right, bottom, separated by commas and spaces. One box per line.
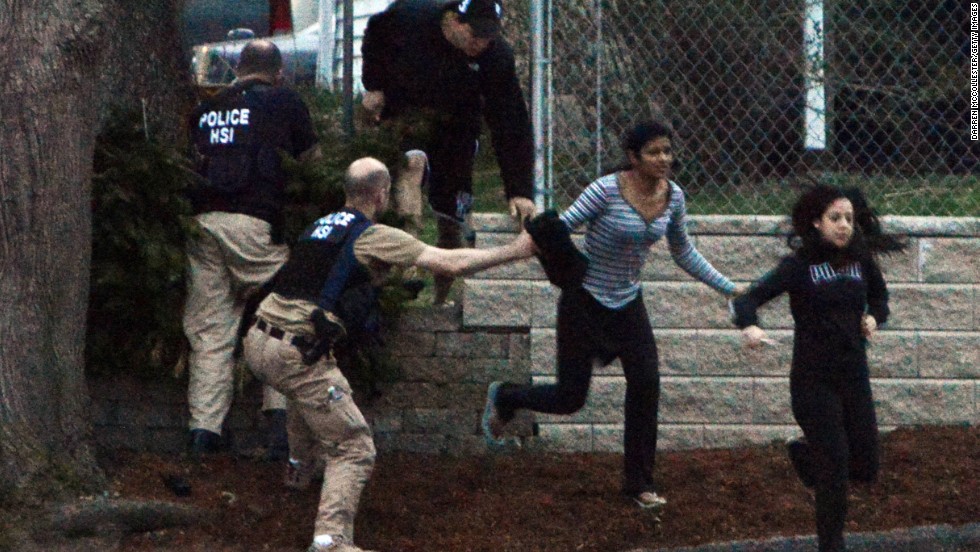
497, 287, 660, 495
791, 367, 879, 552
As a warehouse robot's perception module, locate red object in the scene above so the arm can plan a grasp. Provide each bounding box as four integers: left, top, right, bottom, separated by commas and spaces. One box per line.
270, 0, 292, 35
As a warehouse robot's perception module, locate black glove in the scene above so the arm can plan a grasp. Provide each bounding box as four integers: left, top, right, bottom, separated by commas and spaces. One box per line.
524, 210, 588, 290
301, 309, 346, 366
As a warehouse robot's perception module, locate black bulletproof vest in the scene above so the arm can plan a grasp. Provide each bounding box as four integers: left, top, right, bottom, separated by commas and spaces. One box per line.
193, 83, 268, 194
274, 209, 374, 309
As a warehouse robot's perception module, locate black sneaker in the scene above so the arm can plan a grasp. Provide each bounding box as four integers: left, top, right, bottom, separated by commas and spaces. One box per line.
787, 436, 816, 488
188, 428, 223, 455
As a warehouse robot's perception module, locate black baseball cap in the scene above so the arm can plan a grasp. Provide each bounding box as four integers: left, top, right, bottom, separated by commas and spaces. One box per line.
455, 0, 503, 38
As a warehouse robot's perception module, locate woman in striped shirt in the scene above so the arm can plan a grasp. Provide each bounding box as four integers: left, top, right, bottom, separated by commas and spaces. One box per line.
483, 120, 742, 510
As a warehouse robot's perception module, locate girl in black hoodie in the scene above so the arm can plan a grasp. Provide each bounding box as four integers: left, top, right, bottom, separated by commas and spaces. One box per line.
731, 185, 905, 552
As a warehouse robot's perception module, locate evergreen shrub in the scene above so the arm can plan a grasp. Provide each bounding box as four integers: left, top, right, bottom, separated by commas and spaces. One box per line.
87, 89, 412, 396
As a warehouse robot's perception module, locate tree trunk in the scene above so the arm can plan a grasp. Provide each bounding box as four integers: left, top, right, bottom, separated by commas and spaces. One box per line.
0, 0, 190, 501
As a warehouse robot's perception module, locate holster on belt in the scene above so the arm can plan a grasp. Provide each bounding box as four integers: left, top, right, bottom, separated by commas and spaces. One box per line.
301, 309, 346, 366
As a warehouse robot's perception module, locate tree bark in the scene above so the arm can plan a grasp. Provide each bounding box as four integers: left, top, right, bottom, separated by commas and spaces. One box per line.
0, 0, 190, 501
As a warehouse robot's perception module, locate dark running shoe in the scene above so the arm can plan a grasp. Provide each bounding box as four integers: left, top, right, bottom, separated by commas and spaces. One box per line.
188, 428, 224, 455
482, 381, 507, 447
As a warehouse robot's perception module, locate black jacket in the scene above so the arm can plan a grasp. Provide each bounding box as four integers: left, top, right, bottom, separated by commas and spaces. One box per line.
189, 80, 317, 225
525, 210, 588, 290
361, 0, 534, 201
732, 253, 889, 374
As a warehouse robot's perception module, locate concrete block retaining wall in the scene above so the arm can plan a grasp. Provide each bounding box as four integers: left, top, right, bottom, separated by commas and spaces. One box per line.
89, 214, 978, 455
457, 214, 978, 453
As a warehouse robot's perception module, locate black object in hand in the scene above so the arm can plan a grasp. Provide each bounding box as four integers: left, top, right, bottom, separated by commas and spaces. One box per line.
524, 210, 588, 290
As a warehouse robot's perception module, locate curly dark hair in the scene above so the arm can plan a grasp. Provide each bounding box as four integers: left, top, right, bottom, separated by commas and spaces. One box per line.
789, 184, 906, 263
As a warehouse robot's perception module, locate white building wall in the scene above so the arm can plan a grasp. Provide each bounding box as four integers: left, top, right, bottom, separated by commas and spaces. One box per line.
330, 0, 392, 92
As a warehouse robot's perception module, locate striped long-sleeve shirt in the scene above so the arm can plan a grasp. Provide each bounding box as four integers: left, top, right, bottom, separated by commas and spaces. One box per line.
560, 173, 736, 309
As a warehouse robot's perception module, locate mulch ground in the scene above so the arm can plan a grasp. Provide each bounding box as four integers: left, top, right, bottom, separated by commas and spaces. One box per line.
108, 424, 978, 552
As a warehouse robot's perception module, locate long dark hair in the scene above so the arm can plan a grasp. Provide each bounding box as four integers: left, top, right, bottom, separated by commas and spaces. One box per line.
790, 184, 906, 263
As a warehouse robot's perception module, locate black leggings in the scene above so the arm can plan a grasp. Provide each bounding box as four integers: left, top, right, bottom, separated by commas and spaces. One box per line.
791, 368, 879, 552
497, 287, 660, 495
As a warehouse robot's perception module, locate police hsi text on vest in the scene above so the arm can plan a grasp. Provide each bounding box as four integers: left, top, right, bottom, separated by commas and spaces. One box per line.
199, 108, 250, 145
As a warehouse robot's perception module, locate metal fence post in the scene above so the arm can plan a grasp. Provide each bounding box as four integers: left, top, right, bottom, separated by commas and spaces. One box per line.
532, 0, 549, 210
316, 0, 336, 90
803, 0, 827, 151
541, 0, 976, 215
342, 0, 355, 137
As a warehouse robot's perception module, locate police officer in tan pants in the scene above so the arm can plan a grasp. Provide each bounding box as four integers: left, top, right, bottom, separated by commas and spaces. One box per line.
185, 39, 321, 455
242, 157, 534, 552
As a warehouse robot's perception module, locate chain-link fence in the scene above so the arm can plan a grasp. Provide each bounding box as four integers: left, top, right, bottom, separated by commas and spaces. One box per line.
531, 0, 977, 216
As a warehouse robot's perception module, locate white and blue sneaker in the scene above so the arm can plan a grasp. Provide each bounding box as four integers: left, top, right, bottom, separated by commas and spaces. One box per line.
482, 381, 510, 448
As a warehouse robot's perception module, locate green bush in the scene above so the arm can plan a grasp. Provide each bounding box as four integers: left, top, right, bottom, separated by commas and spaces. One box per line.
86, 89, 414, 393
87, 109, 197, 377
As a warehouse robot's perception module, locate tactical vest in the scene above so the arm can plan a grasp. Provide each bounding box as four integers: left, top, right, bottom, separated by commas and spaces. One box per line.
194, 82, 270, 194
274, 209, 375, 312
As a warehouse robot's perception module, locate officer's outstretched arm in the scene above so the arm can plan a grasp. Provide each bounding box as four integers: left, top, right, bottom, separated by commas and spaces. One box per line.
414, 232, 535, 277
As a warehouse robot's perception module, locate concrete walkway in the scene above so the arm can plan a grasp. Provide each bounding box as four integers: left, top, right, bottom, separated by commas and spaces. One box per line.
626, 523, 980, 552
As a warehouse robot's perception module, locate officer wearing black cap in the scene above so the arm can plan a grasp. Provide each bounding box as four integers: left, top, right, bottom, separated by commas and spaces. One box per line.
362, 0, 537, 305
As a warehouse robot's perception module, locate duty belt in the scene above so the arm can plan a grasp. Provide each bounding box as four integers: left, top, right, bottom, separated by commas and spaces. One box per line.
255, 319, 314, 350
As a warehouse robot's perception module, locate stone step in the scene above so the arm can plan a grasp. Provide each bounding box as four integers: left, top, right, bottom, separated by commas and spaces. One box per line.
528, 422, 799, 452
528, 423, 922, 453
528, 329, 978, 380
471, 213, 980, 238
473, 214, 980, 285
527, 373, 977, 429
477, 234, 979, 285
462, 280, 979, 331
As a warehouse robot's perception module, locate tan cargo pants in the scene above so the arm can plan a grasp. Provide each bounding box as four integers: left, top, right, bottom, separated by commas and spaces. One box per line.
183, 212, 288, 434
243, 322, 376, 541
